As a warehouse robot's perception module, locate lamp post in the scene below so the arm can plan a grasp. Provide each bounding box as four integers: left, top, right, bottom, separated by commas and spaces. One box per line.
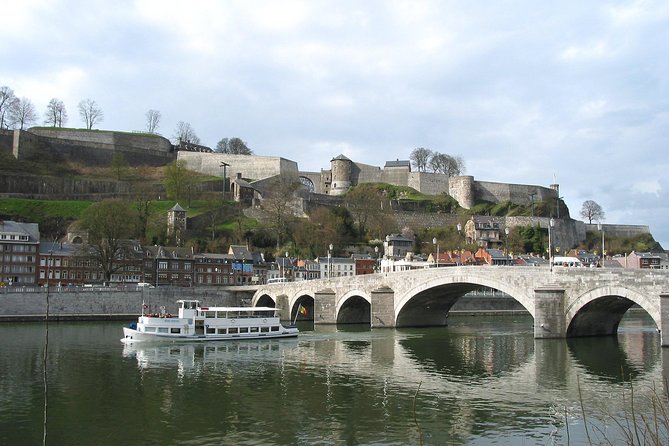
285, 252, 289, 280
328, 243, 333, 278
504, 227, 510, 264
598, 222, 605, 267
432, 237, 439, 268
374, 246, 379, 273
548, 218, 555, 272
219, 161, 230, 198
456, 223, 462, 265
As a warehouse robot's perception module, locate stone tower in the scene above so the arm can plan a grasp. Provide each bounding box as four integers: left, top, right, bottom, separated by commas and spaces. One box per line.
330, 154, 353, 196
167, 203, 187, 245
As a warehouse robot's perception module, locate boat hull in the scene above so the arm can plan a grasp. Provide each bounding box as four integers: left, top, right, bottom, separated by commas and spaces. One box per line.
122, 326, 299, 343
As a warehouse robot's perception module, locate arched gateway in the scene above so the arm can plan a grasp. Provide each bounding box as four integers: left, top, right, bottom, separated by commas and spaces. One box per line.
252, 266, 669, 344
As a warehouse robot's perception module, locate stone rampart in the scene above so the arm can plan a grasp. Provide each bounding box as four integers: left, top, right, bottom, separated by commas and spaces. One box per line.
178, 152, 299, 181
474, 181, 556, 206
407, 172, 449, 196
14, 128, 174, 166
0, 129, 12, 154
0, 172, 129, 198
585, 223, 649, 238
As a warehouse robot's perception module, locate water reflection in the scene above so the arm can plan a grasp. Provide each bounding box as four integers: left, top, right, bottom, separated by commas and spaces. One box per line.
0, 314, 665, 445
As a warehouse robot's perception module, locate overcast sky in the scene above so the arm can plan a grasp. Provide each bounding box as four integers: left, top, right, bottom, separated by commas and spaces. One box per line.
3, 0, 668, 248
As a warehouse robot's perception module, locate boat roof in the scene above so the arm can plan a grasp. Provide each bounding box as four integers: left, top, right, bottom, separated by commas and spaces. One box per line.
176, 300, 278, 312
199, 306, 278, 312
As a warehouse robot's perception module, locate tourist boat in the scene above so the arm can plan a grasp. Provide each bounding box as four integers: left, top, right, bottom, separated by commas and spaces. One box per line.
121, 299, 299, 343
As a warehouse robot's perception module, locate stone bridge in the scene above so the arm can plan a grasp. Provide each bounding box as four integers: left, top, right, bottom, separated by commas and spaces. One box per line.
251, 266, 669, 345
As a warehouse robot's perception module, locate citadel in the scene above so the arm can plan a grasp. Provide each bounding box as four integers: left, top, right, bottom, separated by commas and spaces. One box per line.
0, 127, 652, 249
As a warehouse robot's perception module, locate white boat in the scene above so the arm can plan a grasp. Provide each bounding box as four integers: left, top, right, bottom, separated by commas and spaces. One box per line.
121, 299, 299, 343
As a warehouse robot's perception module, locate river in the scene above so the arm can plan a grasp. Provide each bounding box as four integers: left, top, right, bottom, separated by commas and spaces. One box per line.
0, 312, 666, 445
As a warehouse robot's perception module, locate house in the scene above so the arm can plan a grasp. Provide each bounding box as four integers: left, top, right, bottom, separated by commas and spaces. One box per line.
475, 248, 512, 266
0, 221, 39, 286
384, 234, 414, 259
352, 254, 376, 275
464, 216, 502, 248
617, 251, 662, 269
318, 256, 356, 278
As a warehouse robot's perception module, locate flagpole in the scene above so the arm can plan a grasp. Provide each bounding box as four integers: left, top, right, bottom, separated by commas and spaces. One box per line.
293, 304, 302, 326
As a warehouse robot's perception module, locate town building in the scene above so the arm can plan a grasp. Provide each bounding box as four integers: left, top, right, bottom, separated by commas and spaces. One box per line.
1, 220, 39, 286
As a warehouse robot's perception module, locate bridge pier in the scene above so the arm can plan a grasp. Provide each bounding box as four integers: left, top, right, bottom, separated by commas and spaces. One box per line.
371, 286, 395, 328
534, 286, 566, 339
660, 293, 669, 347
314, 288, 336, 325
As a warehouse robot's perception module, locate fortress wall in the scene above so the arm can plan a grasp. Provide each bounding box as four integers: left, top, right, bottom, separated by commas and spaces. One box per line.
15, 129, 174, 166
381, 168, 410, 187
507, 216, 587, 249
407, 172, 449, 195
178, 152, 299, 180
0, 130, 13, 154
448, 176, 475, 209
392, 211, 459, 231
0, 172, 128, 197
585, 223, 650, 238
474, 181, 556, 205
353, 162, 383, 184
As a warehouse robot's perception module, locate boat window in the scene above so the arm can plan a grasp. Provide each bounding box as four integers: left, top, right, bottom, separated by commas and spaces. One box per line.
271, 326, 279, 332
250, 327, 259, 333
217, 328, 226, 334
227, 311, 239, 318
239, 327, 249, 333
170, 328, 180, 334
260, 327, 270, 333
229, 327, 239, 334
158, 327, 168, 333
206, 327, 216, 334
205, 311, 216, 318
145, 327, 155, 332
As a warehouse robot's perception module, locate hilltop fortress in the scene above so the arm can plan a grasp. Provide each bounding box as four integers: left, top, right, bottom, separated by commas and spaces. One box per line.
177, 151, 559, 211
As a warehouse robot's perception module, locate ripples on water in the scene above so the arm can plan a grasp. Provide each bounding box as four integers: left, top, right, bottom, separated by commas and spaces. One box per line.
0, 312, 666, 445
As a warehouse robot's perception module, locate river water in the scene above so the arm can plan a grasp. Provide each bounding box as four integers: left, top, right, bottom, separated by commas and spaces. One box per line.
1, 312, 667, 445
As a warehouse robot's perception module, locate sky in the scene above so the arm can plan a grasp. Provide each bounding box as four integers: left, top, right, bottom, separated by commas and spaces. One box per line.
2, 0, 668, 248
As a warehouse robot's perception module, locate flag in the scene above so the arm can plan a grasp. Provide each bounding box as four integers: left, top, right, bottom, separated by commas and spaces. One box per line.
298, 304, 308, 316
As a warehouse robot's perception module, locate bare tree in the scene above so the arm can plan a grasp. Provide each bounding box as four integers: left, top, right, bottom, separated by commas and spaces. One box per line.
78, 99, 104, 129
215, 137, 253, 154
145, 109, 161, 133
0, 86, 17, 129
445, 154, 465, 177
410, 147, 432, 172
429, 152, 465, 176
580, 200, 605, 224
79, 199, 138, 283
44, 98, 68, 127
173, 121, 200, 145
9, 97, 38, 130
261, 174, 302, 248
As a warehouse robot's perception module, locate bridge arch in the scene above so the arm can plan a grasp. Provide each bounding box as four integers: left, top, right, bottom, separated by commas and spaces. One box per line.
336, 289, 372, 324
395, 274, 535, 327
565, 286, 660, 337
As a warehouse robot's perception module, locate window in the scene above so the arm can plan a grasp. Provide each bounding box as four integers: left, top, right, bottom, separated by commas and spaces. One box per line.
170, 328, 180, 334
240, 327, 249, 333
229, 327, 239, 334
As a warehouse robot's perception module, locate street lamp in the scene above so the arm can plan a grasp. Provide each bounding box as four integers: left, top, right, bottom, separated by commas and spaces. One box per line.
456, 223, 462, 265
598, 222, 605, 267
219, 161, 230, 197
374, 246, 379, 272
432, 237, 439, 268
504, 227, 510, 263
328, 243, 333, 278
548, 218, 555, 272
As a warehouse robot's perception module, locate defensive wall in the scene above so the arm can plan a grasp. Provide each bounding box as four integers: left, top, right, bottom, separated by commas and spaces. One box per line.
12, 128, 174, 167
178, 151, 299, 181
